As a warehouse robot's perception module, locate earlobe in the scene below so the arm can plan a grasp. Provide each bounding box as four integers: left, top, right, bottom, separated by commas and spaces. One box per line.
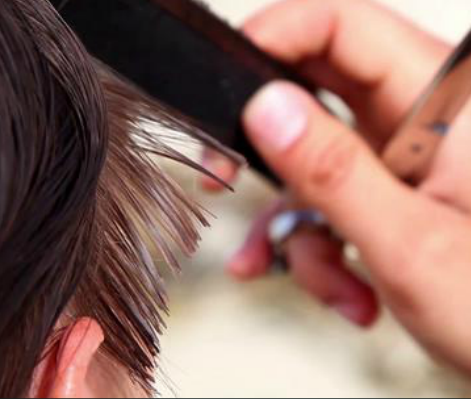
31, 318, 104, 399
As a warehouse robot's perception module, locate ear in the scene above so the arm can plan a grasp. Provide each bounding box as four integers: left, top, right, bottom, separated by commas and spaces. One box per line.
30, 318, 105, 399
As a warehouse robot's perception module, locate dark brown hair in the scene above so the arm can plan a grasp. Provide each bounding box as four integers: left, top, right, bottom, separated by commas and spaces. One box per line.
0, 0, 240, 397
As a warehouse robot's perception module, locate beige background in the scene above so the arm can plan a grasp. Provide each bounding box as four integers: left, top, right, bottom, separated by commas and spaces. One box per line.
160, 1, 471, 397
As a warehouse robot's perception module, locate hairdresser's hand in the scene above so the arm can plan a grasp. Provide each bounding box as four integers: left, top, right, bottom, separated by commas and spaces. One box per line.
203, 0, 471, 374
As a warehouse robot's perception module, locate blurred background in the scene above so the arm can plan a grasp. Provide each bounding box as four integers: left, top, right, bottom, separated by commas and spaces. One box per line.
159, 1, 471, 397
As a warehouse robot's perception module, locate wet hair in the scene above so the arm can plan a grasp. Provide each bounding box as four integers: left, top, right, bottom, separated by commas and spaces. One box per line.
0, 0, 239, 397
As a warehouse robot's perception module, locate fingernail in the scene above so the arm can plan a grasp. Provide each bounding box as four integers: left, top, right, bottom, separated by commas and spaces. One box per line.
244, 81, 309, 152
227, 251, 252, 278
332, 301, 369, 327
202, 157, 224, 176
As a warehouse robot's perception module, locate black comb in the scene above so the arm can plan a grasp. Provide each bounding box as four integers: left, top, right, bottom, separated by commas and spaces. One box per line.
51, 0, 315, 184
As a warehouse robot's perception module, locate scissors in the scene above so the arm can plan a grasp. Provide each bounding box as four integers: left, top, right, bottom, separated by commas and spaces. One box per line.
270, 27, 471, 253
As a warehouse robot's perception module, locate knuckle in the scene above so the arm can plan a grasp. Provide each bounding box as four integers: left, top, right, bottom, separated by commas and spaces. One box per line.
300, 134, 360, 198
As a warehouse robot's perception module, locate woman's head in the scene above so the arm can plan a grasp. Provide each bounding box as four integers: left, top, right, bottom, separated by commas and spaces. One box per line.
0, 0, 231, 396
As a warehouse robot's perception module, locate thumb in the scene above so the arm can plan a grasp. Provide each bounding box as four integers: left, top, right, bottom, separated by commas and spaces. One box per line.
242, 81, 440, 266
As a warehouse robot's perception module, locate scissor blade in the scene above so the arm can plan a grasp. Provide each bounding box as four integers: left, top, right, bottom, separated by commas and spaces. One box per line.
383, 28, 471, 182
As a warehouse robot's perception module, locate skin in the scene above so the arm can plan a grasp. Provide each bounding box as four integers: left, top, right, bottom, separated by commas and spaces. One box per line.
29, 318, 145, 398
203, 0, 471, 374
